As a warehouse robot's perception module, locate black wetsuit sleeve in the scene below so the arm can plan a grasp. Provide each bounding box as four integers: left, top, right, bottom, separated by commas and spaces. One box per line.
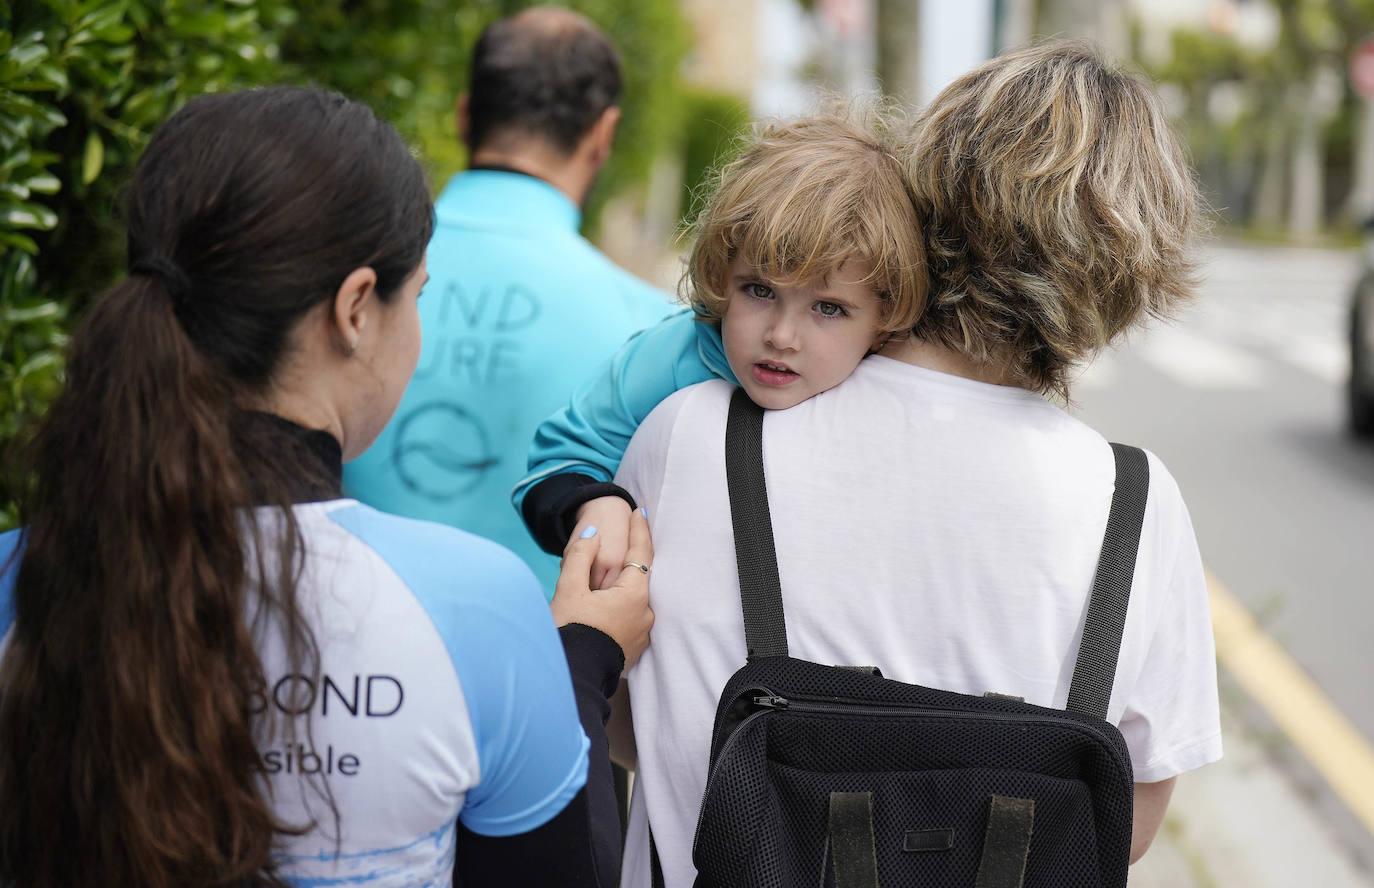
453, 623, 626, 887
522, 473, 638, 555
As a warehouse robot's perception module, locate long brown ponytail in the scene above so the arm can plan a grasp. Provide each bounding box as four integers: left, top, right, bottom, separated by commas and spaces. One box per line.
0, 87, 433, 888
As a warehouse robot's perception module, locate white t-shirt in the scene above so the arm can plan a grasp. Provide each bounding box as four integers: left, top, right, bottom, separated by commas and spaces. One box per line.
613, 360, 1223, 888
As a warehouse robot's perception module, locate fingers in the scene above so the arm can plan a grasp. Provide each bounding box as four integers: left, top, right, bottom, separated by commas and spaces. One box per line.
592, 546, 626, 590
603, 509, 653, 667
557, 528, 601, 593
591, 526, 632, 592
623, 508, 652, 567
591, 563, 617, 591
609, 509, 652, 595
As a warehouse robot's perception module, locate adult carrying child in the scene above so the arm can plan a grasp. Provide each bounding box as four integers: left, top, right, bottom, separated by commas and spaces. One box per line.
610, 40, 1222, 888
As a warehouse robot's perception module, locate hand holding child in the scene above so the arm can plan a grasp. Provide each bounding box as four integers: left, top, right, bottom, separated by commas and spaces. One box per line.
553, 508, 654, 667
572, 495, 635, 589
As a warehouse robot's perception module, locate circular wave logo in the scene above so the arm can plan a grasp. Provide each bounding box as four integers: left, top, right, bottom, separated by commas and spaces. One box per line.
391, 401, 500, 501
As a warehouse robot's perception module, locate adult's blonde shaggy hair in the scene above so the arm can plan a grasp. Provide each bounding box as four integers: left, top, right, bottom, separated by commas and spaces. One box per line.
684, 111, 927, 333
907, 39, 1200, 399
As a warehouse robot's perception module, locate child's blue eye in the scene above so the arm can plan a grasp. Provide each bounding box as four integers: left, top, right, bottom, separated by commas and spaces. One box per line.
744, 282, 773, 300
815, 301, 847, 318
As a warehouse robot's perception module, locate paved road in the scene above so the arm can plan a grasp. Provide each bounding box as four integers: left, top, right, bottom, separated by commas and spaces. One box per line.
1069, 240, 1374, 881
1072, 241, 1374, 741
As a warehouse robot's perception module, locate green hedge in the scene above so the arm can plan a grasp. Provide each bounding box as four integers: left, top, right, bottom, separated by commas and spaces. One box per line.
677, 89, 752, 231
1, 0, 295, 528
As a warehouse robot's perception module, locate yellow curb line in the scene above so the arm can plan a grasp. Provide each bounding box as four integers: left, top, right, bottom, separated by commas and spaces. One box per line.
1208, 570, 1374, 836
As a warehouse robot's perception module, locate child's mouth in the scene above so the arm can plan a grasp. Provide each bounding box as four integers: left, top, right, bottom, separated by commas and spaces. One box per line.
751, 362, 798, 386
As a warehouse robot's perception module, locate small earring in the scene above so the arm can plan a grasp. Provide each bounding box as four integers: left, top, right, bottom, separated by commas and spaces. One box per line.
346, 340, 358, 358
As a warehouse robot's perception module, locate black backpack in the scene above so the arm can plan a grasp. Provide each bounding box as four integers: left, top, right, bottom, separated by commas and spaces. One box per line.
682, 388, 1145, 888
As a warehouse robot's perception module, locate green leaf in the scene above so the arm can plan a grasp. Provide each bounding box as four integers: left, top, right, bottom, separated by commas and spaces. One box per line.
93, 25, 136, 44
81, 131, 103, 185
173, 10, 230, 37
2, 301, 61, 324
0, 92, 67, 130
5, 75, 68, 93
121, 87, 164, 123
225, 9, 260, 32
127, 2, 150, 30
16, 350, 63, 383
77, 4, 131, 36
0, 251, 36, 300
4, 43, 50, 75
0, 149, 31, 174
0, 203, 58, 230
22, 174, 61, 195
0, 231, 39, 254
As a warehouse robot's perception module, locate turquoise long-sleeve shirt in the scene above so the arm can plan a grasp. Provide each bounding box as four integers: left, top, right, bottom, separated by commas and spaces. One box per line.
512, 308, 737, 544
344, 170, 673, 597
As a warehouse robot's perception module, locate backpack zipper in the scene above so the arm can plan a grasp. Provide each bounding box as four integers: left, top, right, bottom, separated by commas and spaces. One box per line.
749, 692, 1121, 746
692, 706, 774, 854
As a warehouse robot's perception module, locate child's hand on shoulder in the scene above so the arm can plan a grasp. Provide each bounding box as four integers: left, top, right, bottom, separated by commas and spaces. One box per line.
572, 495, 635, 588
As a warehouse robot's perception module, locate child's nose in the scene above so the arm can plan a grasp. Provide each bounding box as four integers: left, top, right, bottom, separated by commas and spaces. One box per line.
764, 311, 800, 350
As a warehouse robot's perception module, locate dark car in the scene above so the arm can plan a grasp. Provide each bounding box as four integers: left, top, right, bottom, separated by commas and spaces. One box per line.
1352, 230, 1374, 438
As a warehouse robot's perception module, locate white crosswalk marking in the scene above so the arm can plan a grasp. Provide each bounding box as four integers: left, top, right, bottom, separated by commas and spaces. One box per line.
1140, 326, 1267, 388
1280, 338, 1349, 385
1071, 243, 1358, 391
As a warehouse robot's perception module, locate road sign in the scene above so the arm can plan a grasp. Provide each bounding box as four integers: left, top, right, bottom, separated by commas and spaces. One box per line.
1351, 36, 1374, 100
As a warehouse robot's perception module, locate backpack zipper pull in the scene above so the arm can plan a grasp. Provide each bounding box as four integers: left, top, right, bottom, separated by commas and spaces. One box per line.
753, 695, 790, 710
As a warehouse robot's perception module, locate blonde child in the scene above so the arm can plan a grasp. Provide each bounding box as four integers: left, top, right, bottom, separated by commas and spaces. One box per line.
514, 113, 927, 582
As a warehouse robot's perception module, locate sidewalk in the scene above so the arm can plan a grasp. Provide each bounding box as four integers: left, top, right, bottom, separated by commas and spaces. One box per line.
1129, 684, 1374, 887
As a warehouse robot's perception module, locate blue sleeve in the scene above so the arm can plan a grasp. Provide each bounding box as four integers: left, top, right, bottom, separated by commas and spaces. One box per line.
326, 506, 589, 836
512, 309, 733, 512
0, 529, 23, 638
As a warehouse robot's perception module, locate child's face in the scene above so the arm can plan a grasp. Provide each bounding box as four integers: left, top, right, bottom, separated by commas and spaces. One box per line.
721, 256, 886, 410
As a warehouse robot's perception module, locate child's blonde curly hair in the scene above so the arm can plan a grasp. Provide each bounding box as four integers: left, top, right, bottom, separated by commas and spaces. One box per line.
683, 109, 928, 334
908, 39, 1201, 400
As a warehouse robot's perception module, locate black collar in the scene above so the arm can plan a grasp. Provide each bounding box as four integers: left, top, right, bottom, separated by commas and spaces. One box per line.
234, 411, 343, 505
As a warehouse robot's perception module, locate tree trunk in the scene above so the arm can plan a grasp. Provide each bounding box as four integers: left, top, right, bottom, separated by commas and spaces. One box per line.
1033, 0, 1126, 54
875, 0, 921, 105
1289, 72, 1336, 241
1347, 99, 1374, 225
1252, 98, 1289, 231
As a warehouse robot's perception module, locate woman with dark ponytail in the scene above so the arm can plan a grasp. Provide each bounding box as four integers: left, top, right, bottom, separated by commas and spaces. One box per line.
0, 86, 650, 888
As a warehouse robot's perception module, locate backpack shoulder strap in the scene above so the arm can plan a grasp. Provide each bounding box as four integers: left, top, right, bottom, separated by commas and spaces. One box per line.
1064, 443, 1150, 720
724, 388, 788, 659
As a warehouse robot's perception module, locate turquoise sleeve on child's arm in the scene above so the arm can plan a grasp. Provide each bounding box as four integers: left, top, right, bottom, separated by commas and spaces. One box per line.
513, 309, 732, 511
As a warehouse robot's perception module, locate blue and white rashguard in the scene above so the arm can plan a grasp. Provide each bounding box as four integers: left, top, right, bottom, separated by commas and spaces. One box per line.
0, 420, 596, 887
251, 501, 589, 885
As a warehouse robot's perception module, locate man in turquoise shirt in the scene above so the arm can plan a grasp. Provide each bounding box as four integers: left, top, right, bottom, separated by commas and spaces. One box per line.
344, 6, 671, 597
